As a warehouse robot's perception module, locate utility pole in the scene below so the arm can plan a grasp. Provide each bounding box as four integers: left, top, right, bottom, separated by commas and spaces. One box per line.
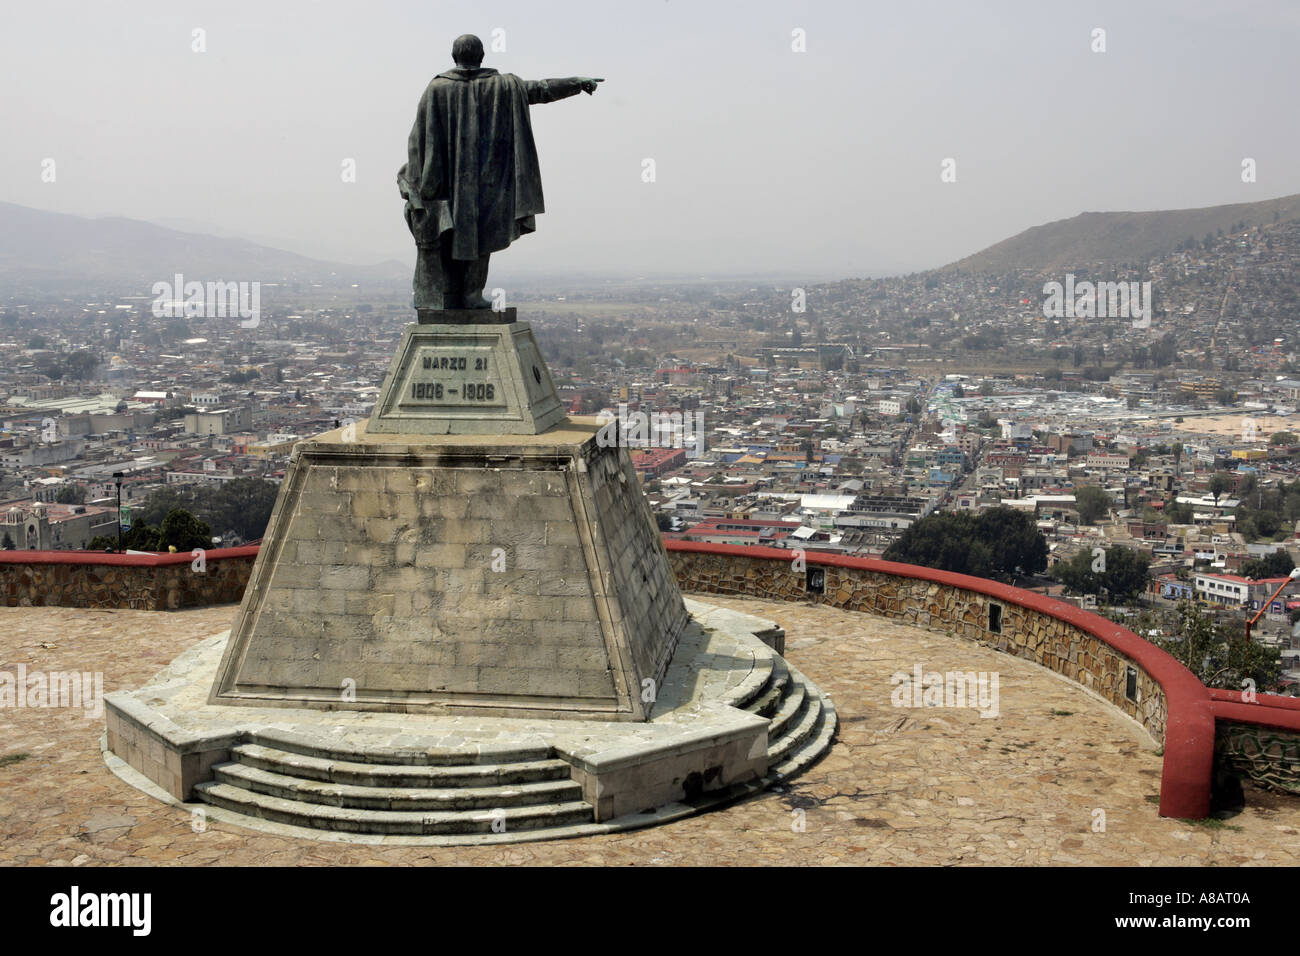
113, 471, 124, 552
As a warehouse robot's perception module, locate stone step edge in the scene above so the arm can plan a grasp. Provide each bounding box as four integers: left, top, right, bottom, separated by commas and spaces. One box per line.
213, 761, 582, 811
767, 668, 823, 763
248, 728, 555, 767
231, 743, 571, 787
742, 656, 792, 719
768, 694, 838, 783
194, 781, 594, 835
765, 673, 809, 741
768, 695, 819, 764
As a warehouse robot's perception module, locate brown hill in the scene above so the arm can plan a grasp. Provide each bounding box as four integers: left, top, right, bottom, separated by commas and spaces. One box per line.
943, 193, 1300, 273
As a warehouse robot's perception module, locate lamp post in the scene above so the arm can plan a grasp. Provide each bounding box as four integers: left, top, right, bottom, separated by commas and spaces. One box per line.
112, 471, 124, 553
1245, 567, 1300, 643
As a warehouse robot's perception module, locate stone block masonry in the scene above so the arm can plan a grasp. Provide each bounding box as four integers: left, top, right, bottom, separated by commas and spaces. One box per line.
208, 419, 689, 721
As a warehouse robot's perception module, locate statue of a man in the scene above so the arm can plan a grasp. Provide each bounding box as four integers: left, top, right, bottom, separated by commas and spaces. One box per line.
398, 34, 603, 312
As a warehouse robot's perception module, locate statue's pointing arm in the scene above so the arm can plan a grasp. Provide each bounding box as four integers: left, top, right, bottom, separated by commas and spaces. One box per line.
525, 77, 604, 104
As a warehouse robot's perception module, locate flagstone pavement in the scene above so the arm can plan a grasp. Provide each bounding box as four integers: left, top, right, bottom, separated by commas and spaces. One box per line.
3, 597, 1299, 866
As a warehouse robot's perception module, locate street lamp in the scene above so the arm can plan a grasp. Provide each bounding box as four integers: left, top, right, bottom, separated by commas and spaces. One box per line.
1245, 567, 1300, 643
112, 471, 124, 553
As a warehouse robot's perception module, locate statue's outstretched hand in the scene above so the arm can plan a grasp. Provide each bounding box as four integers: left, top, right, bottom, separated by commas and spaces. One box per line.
579, 78, 604, 94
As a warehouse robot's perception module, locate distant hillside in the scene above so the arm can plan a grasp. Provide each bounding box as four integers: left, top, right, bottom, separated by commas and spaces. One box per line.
944, 193, 1300, 273
0, 201, 407, 292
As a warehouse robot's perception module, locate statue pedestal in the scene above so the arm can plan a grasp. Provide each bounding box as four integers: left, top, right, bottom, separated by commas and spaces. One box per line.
367, 317, 566, 436
207, 418, 689, 721
105, 307, 835, 842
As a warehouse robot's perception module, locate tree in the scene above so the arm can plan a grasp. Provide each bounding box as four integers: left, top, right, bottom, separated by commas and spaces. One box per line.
156, 509, 213, 552
951, 384, 965, 399
1208, 472, 1233, 504
1, 531, 13, 550
1152, 602, 1281, 692
1055, 545, 1151, 602
64, 350, 100, 382
978, 380, 995, 397
1270, 432, 1298, 445
207, 478, 281, 540
1241, 550, 1295, 579
54, 485, 86, 505
1073, 485, 1112, 525
883, 507, 1046, 580
89, 522, 163, 551
36, 357, 64, 380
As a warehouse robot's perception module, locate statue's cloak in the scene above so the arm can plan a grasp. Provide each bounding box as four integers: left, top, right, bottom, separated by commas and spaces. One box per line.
399, 67, 544, 261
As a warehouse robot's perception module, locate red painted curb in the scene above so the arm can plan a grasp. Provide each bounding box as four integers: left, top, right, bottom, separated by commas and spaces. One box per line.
0, 545, 260, 567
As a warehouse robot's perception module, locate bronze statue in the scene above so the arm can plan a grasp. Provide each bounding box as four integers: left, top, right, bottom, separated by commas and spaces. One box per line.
398, 34, 603, 312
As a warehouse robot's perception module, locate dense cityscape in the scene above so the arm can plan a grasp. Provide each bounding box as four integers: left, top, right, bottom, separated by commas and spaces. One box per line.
5, 207, 1300, 695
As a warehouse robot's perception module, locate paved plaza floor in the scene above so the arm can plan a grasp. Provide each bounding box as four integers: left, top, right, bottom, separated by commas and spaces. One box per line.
3, 597, 1299, 865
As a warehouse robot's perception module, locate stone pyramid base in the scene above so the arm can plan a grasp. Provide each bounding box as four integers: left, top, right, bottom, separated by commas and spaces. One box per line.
208, 418, 688, 721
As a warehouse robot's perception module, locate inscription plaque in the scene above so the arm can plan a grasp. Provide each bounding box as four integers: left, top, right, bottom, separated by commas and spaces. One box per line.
402, 346, 506, 410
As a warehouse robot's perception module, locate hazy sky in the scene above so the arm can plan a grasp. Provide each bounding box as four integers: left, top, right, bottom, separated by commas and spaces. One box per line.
4, 0, 1300, 279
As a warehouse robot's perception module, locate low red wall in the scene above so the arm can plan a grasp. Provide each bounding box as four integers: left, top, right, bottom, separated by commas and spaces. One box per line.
6, 539, 1299, 814
665, 540, 1300, 818
0, 546, 259, 611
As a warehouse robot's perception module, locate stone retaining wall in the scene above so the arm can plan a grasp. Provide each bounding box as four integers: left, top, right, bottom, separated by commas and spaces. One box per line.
0, 547, 258, 611
665, 545, 1169, 742
1216, 720, 1300, 795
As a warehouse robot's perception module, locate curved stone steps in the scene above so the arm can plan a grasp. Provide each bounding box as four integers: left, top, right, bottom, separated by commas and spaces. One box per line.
768, 693, 837, 784
765, 673, 808, 741
726, 652, 776, 711
194, 781, 594, 835
744, 656, 791, 719
232, 743, 571, 789
768, 691, 820, 765
212, 761, 584, 812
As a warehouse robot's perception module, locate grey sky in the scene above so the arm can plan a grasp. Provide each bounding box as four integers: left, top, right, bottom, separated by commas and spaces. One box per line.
3, 0, 1299, 279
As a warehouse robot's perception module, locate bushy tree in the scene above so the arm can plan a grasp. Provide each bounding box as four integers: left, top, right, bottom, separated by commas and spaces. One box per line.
1054, 545, 1151, 602
87, 522, 162, 551
1152, 602, 1281, 692
1208, 472, 1233, 503
136, 478, 279, 542
54, 485, 86, 505
156, 509, 213, 552
884, 506, 1046, 581
1241, 550, 1295, 579
1073, 485, 1112, 525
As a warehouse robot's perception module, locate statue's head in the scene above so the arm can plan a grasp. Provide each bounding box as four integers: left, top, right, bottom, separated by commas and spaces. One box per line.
452, 34, 484, 68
